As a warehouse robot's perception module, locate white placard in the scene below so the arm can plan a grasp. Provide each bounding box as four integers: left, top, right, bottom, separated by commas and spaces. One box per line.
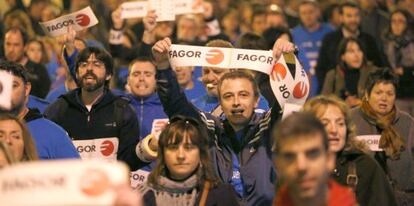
151, 118, 169, 139
0, 160, 129, 206
72, 137, 119, 161
0, 70, 13, 110
355, 135, 383, 151
130, 169, 150, 188
282, 103, 302, 120
175, 0, 204, 15
120, 1, 148, 19
40, 6, 99, 37
149, 0, 175, 21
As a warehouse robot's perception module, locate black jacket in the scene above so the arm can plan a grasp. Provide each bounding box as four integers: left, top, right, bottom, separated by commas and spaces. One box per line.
334, 149, 397, 206
44, 88, 145, 170
25, 60, 51, 98
315, 29, 384, 92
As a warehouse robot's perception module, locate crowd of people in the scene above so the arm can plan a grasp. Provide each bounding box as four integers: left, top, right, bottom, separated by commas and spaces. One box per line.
0, 0, 413, 205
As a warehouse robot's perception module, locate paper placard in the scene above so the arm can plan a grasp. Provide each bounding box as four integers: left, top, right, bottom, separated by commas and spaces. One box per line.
72, 137, 119, 161
130, 169, 150, 188
149, 0, 175, 21
151, 118, 169, 139
40, 6, 99, 37
120, 1, 148, 19
282, 103, 302, 120
0, 160, 129, 206
175, 0, 204, 15
0, 70, 13, 110
355, 135, 383, 151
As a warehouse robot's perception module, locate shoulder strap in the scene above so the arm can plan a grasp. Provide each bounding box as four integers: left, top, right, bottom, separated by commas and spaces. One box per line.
199, 181, 210, 206
346, 160, 358, 192
114, 97, 129, 128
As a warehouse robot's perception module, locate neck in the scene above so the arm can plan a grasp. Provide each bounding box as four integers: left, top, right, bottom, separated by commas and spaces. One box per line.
305, 22, 321, 32
181, 81, 194, 90
342, 27, 359, 38
291, 185, 328, 206
81, 86, 105, 105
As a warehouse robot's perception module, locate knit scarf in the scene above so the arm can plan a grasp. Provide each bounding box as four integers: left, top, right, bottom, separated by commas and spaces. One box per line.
360, 98, 405, 160
139, 174, 199, 206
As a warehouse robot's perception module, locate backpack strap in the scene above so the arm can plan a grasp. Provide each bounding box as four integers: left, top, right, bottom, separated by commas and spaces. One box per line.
113, 96, 130, 128
346, 160, 358, 192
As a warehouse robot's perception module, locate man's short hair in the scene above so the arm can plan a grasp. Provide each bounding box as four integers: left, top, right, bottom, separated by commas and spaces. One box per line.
128, 56, 155, 75
0, 60, 29, 83
205, 39, 233, 48
75, 47, 114, 76
365, 68, 399, 96
339, 1, 361, 15
217, 70, 259, 98
235, 32, 267, 50
5, 27, 29, 45
272, 112, 329, 154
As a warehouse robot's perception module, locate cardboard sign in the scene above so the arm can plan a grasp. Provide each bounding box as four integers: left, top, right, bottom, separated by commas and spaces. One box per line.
40, 6, 99, 37
130, 169, 150, 188
0, 70, 13, 110
151, 118, 169, 139
120, 1, 149, 19
0, 160, 129, 206
72, 137, 119, 161
168, 44, 275, 74
355, 135, 383, 151
282, 103, 302, 120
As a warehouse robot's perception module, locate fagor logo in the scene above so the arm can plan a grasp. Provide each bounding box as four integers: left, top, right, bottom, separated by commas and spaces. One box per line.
80, 169, 109, 197
75, 14, 90, 26
100, 140, 115, 156
205, 49, 224, 65
293, 81, 308, 99
270, 63, 287, 82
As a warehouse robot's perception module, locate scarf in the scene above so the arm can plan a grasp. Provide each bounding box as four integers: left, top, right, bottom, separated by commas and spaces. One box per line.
360, 98, 405, 160
139, 174, 199, 206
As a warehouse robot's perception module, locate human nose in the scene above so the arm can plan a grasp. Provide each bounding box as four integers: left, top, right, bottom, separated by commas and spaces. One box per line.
295, 154, 307, 171
176, 146, 185, 161
327, 122, 337, 135
233, 96, 240, 106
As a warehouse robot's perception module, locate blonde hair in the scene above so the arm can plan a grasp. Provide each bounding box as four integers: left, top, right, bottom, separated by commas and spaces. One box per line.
303, 95, 368, 152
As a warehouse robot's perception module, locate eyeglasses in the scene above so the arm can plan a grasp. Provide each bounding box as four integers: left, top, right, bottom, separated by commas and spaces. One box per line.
78, 60, 105, 69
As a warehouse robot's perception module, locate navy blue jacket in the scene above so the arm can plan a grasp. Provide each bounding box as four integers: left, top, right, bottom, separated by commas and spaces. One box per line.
156, 68, 280, 206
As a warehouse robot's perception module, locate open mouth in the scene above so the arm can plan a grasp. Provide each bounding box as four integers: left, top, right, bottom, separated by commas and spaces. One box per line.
206, 83, 215, 89
378, 103, 388, 109
231, 108, 244, 115
328, 138, 340, 143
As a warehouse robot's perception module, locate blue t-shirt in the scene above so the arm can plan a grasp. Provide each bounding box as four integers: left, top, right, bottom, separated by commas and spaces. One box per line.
292, 23, 334, 97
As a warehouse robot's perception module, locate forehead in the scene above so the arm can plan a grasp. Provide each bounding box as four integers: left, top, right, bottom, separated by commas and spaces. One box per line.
345, 41, 360, 49
0, 120, 21, 131
342, 6, 359, 15
278, 134, 325, 154
5, 31, 23, 43
372, 82, 395, 91
202, 67, 226, 73
220, 77, 254, 93
130, 61, 155, 73
320, 105, 344, 120
299, 3, 317, 11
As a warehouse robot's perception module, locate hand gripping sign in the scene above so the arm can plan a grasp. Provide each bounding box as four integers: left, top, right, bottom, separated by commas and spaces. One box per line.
168, 44, 309, 109
40, 6, 99, 37
120, 0, 203, 21
0, 160, 129, 206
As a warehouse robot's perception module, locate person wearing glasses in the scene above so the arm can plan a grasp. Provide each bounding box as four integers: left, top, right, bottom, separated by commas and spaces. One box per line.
151, 37, 295, 206
138, 116, 239, 206
45, 47, 150, 171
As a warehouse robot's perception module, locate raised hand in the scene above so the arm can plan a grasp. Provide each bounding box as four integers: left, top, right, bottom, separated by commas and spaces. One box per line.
151, 37, 172, 70
272, 38, 296, 61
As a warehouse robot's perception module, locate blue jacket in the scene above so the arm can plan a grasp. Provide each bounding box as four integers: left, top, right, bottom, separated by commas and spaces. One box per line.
46, 84, 70, 103
24, 108, 80, 159
157, 68, 279, 206
27, 95, 50, 114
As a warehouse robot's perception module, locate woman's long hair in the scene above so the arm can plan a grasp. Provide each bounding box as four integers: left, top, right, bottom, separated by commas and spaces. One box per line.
147, 116, 218, 187
303, 95, 368, 152
336, 37, 367, 70
0, 113, 38, 161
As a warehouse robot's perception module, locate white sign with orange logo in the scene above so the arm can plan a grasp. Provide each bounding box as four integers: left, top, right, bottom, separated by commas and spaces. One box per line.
269, 53, 309, 109
168, 44, 275, 74
40, 6, 99, 37
130, 169, 150, 188
73, 137, 119, 161
355, 135, 383, 151
0, 70, 13, 110
0, 160, 129, 206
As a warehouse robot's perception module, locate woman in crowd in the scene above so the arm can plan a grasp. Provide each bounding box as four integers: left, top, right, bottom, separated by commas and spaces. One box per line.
303, 95, 397, 205
25, 39, 49, 65
0, 114, 38, 162
351, 69, 414, 205
138, 116, 239, 206
322, 37, 377, 107
382, 9, 414, 116
0, 141, 17, 169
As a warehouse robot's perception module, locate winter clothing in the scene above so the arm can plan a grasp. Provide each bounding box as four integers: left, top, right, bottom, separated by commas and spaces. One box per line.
44, 88, 146, 171
334, 148, 397, 206
156, 68, 279, 206
273, 180, 357, 206
24, 108, 79, 159
24, 60, 51, 98
27, 95, 50, 114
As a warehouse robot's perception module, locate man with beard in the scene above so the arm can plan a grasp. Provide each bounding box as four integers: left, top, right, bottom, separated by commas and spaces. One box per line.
315, 1, 384, 93
3, 27, 51, 98
0, 60, 79, 159
45, 47, 151, 171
